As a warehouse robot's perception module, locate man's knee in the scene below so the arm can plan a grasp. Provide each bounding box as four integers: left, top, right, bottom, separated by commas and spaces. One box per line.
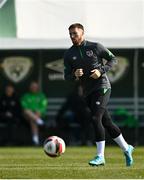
23, 109, 37, 121
92, 107, 105, 119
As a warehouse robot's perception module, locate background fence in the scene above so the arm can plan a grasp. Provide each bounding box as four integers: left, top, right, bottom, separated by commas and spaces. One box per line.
0, 48, 144, 145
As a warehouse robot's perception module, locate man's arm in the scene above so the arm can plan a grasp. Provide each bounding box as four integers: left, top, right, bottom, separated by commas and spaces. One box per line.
21, 94, 29, 109
97, 43, 117, 75
38, 93, 48, 115
64, 53, 76, 81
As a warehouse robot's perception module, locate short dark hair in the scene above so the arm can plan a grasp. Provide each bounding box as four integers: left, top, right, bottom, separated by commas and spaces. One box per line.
68, 23, 84, 31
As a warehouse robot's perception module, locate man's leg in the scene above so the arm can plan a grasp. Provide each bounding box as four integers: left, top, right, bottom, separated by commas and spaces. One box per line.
86, 91, 108, 166
30, 120, 39, 145
102, 109, 134, 166
23, 110, 44, 145
88, 108, 106, 166
24, 109, 44, 125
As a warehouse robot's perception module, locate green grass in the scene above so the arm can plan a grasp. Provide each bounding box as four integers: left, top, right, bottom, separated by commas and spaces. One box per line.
0, 146, 143, 179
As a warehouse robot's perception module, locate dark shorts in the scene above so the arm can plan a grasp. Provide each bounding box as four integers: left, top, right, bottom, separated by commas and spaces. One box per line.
85, 88, 111, 115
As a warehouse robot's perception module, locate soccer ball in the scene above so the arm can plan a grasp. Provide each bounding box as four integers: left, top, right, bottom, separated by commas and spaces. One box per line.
43, 136, 66, 157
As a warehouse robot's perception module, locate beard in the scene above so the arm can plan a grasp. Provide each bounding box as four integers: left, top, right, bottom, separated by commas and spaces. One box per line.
71, 37, 83, 45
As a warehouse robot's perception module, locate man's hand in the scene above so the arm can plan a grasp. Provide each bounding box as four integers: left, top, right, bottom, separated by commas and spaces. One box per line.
90, 69, 101, 79
74, 69, 84, 80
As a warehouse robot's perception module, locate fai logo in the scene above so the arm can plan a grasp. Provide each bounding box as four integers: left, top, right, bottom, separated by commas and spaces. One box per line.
72, 56, 77, 60
86, 50, 93, 57
2, 56, 33, 83
107, 56, 129, 83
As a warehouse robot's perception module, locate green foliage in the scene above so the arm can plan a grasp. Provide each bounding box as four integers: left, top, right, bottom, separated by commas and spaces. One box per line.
0, 146, 143, 179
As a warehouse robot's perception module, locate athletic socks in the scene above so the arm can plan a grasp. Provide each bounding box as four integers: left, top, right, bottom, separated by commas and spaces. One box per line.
37, 118, 44, 125
113, 134, 129, 152
96, 140, 105, 157
95, 134, 129, 158
32, 134, 39, 145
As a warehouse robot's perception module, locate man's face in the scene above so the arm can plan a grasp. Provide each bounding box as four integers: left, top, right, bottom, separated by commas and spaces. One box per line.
5, 86, 14, 97
69, 27, 84, 45
30, 82, 39, 93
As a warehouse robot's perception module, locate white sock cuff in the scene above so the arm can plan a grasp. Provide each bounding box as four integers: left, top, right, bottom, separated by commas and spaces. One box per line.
96, 140, 105, 145
113, 134, 129, 152
113, 134, 122, 141
96, 140, 105, 157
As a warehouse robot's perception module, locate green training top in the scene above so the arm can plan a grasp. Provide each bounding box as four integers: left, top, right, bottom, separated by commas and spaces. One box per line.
21, 92, 48, 116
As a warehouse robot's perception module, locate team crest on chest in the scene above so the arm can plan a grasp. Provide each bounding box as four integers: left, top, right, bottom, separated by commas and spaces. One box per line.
86, 50, 93, 57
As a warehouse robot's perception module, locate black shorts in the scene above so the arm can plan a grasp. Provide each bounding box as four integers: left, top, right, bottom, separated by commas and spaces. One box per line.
85, 88, 111, 115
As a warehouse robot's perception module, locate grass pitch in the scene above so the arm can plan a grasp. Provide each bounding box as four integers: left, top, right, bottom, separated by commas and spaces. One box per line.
0, 146, 143, 179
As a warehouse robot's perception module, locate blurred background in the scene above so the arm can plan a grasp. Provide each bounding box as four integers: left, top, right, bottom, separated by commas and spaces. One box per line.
0, 0, 144, 146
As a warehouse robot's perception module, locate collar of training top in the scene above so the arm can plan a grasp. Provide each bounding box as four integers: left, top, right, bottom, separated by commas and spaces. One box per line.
73, 40, 87, 47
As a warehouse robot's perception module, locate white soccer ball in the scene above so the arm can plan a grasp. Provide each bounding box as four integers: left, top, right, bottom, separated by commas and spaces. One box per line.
43, 136, 66, 157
